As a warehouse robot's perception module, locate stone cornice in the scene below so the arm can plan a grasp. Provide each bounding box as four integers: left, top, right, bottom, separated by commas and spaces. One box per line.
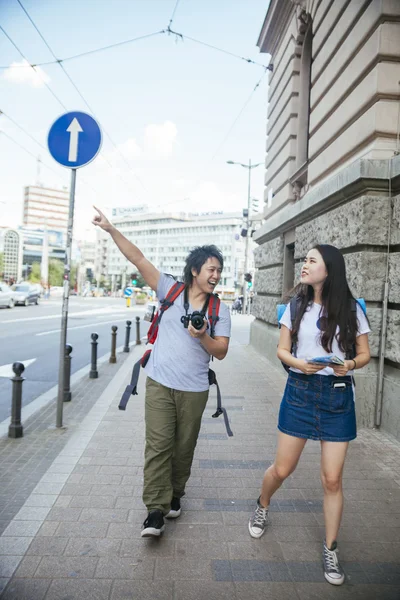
254, 155, 400, 244
257, 0, 295, 57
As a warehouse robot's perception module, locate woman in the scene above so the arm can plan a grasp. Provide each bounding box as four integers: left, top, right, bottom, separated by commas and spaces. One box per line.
248, 244, 371, 586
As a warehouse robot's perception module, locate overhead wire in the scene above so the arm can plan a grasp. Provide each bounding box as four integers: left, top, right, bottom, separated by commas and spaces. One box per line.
15, 0, 147, 195
2, 1, 269, 212
168, 0, 181, 29
0, 24, 68, 110
158, 69, 268, 209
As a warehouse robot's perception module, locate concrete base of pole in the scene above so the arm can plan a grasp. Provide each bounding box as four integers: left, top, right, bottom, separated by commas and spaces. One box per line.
8, 423, 23, 438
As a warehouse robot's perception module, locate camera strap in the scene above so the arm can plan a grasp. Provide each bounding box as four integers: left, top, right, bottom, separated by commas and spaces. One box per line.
183, 286, 211, 319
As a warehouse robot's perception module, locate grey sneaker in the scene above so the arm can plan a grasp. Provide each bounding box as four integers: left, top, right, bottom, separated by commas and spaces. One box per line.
248, 497, 269, 539
323, 540, 345, 585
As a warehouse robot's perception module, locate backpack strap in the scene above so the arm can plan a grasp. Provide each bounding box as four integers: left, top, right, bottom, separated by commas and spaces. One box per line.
147, 282, 185, 344
207, 298, 232, 437
289, 295, 299, 358
155, 282, 185, 328
208, 294, 220, 339
209, 369, 233, 437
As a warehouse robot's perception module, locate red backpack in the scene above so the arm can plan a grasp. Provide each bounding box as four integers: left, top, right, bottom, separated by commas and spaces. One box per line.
118, 282, 233, 436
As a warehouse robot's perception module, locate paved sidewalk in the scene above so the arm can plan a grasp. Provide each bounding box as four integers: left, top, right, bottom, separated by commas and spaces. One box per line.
1, 317, 400, 599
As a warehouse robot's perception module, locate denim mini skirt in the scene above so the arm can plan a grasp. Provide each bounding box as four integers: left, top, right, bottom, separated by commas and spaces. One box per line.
278, 371, 356, 442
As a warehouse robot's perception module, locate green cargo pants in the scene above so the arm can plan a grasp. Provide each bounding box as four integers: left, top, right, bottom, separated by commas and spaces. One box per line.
143, 376, 209, 515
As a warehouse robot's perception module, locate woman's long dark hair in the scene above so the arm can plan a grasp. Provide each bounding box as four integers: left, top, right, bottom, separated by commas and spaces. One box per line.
290, 244, 360, 354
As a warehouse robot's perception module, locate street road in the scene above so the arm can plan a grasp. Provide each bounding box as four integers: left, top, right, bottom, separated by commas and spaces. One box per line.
0, 297, 150, 421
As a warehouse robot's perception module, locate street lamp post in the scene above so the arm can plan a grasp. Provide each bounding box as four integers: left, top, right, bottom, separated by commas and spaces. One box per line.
227, 159, 263, 314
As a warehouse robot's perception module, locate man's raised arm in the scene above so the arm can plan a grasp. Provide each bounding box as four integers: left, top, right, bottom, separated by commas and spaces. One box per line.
92, 206, 160, 292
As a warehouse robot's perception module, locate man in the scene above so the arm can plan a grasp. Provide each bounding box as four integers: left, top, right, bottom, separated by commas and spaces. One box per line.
93, 207, 231, 537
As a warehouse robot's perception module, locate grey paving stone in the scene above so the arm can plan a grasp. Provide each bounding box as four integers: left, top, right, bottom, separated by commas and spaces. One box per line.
110, 580, 174, 600
61, 484, 92, 496
23, 495, 58, 508
0, 556, 22, 578
26, 537, 68, 556
2, 521, 42, 537
64, 537, 122, 557
176, 540, 229, 559
228, 541, 284, 561
79, 508, 129, 522
45, 578, 113, 600
166, 523, 210, 541
120, 538, 175, 558
13, 556, 41, 578
174, 581, 238, 600
89, 485, 134, 497
235, 582, 301, 600
34, 556, 98, 579
94, 556, 155, 579
294, 582, 399, 600
69, 495, 116, 508
0, 578, 50, 600
45, 507, 83, 521
36, 522, 59, 537
0, 537, 33, 556
53, 522, 109, 538
154, 558, 212, 580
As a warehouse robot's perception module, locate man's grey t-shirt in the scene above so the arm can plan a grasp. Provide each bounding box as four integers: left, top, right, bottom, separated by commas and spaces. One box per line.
144, 273, 231, 392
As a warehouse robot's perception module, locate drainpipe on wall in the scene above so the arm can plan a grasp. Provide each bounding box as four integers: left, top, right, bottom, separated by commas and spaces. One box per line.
375, 157, 393, 427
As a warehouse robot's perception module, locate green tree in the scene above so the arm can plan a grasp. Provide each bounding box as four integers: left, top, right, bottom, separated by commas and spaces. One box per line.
48, 259, 64, 286
29, 262, 41, 283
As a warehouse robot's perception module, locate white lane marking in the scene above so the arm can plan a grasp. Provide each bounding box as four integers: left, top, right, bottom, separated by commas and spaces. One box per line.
0, 358, 37, 378
35, 318, 130, 336
1, 307, 129, 324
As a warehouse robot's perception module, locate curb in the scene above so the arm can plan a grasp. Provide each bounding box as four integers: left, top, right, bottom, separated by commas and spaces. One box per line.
0, 340, 141, 439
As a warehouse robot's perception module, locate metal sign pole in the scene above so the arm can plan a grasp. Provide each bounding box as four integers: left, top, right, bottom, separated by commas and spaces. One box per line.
56, 168, 77, 428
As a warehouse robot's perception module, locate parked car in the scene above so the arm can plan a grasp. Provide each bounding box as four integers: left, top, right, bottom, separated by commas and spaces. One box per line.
30, 283, 44, 297
0, 283, 15, 308
11, 284, 40, 306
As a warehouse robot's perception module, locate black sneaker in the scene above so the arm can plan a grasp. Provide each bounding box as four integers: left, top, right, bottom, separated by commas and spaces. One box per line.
165, 497, 181, 519
323, 540, 345, 585
141, 510, 165, 538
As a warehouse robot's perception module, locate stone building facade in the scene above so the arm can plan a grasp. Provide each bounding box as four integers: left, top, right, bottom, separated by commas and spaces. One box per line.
251, 0, 400, 440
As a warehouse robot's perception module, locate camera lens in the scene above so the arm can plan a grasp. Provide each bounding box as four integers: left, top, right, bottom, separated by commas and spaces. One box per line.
191, 312, 204, 330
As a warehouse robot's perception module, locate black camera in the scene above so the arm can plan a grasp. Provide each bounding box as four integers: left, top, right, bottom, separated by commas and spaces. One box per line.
181, 311, 205, 330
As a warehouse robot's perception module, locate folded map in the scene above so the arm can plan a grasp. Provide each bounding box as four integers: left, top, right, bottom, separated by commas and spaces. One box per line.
307, 355, 345, 366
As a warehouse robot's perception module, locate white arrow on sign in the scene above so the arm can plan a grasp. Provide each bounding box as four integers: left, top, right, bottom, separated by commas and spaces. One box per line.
0, 359, 36, 378
67, 118, 83, 162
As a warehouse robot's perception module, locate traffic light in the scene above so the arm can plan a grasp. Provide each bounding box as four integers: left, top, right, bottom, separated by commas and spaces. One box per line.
247, 281, 252, 289
244, 272, 252, 283
131, 272, 138, 285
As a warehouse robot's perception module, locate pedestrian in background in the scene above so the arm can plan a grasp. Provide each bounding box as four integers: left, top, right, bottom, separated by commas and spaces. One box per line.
248, 244, 371, 586
93, 206, 231, 538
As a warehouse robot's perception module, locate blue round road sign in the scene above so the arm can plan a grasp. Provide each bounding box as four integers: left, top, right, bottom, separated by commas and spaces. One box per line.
48, 111, 102, 168
124, 287, 134, 298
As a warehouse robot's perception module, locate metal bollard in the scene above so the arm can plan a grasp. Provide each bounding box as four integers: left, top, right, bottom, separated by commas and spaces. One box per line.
63, 345, 73, 402
110, 325, 118, 363
90, 333, 99, 379
123, 320, 132, 353
135, 316, 141, 345
9, 362, 24, 439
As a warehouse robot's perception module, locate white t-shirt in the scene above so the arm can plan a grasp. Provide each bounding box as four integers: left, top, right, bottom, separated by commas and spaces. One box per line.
279, 301, 371, 376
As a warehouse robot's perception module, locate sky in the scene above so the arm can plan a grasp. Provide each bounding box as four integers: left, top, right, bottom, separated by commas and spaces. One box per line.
0, 0, 271, 241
